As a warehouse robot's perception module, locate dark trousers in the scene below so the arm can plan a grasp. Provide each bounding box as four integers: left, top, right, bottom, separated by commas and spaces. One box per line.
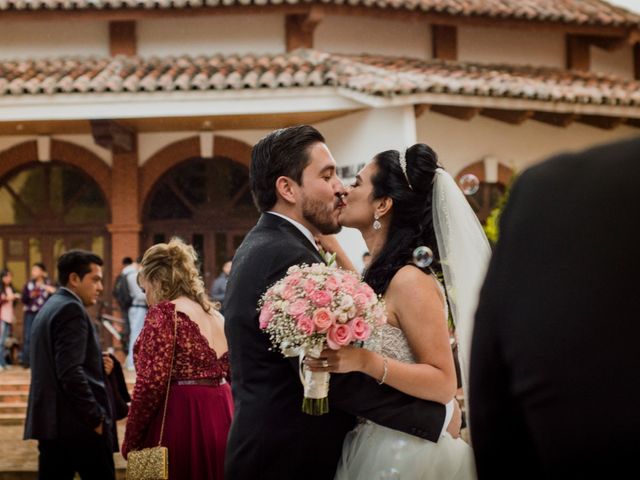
38, 436, 115, 480
22, 311, 37, 366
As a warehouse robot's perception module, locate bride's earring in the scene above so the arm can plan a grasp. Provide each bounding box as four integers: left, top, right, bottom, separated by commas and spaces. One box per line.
373, 213, 382, 230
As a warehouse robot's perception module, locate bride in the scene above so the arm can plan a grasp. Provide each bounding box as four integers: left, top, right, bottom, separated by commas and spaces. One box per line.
310, 143, 489, 479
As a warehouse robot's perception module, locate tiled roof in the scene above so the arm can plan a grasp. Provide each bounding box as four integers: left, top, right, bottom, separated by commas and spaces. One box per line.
0, 0, 638, 28
1, 50, 639, 107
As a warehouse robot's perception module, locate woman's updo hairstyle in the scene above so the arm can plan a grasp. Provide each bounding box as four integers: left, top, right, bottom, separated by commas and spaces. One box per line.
364, 143, 441, 295
139, 237, 215, 313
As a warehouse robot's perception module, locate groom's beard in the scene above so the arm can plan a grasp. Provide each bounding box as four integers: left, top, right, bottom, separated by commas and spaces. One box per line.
301, 196, 341, 235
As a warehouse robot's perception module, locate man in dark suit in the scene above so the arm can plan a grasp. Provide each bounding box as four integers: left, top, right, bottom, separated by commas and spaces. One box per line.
224, 125, 455, 479
24, 250, 114, 480
469, 136, 640, 479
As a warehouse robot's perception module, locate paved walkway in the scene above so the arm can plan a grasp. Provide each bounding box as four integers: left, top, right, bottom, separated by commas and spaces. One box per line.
0, 367, 130, 480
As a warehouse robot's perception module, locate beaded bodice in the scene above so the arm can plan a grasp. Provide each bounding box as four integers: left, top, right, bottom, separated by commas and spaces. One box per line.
366, 275, 448, 364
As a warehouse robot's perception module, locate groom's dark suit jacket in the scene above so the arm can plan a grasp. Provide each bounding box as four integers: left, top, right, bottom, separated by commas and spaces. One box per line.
224, 213, 446, 480
469, 136, 640, 479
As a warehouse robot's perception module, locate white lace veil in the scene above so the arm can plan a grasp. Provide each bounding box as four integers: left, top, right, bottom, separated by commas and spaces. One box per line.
432, 168, 491, 426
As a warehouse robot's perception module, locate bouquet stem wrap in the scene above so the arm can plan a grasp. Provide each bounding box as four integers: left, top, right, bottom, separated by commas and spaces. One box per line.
299, 352, 329, 415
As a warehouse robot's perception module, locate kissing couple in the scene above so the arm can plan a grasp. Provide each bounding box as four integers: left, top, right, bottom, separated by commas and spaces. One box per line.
224, 125, 488, 479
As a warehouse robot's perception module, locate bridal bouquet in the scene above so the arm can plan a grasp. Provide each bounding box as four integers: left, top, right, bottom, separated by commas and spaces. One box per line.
259, 263, 386, 415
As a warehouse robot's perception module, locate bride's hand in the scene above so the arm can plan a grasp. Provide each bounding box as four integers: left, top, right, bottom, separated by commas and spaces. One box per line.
304, 346, 369, 374
314, 234, 342, 255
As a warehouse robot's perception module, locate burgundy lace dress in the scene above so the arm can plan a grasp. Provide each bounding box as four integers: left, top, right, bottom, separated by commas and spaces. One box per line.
122, 301, 232, 480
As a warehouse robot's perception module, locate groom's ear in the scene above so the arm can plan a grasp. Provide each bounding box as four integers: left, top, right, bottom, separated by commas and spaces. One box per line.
275, 176, 298, 205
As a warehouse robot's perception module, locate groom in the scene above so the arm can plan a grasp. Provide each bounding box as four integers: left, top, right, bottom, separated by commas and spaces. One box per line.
224, 125, 453, 479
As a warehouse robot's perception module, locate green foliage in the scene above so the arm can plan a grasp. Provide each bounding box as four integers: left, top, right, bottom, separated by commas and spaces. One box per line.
483, 173, 518, 245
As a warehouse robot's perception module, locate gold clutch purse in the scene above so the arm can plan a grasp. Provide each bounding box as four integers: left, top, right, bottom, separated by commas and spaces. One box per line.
126, 446, 168, 480
126, 312, 178, 480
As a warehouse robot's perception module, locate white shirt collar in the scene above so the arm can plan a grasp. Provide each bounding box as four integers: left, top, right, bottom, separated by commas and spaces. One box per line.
266, 211, 319, 251
60, 286, 83, 305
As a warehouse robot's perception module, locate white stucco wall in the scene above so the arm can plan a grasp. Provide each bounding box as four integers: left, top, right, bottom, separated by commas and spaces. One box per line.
314, 106, 418, 270
0, 21, 108, 60
458, 26, 565, 68
315, 15, 431, 59
416, 110, 639, 176
590, 44, 635, 80
137, 15, 285, 57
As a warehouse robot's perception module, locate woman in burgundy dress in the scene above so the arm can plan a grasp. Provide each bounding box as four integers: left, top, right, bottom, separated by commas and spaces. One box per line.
122, 238, 232, 479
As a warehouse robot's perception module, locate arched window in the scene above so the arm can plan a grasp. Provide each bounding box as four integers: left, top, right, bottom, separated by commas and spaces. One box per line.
0, 162, 108, 226
143, 156, 258, 287
456, 158, 514, 223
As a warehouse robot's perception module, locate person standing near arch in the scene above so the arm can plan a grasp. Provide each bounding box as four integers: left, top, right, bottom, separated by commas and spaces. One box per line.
20, 263, 56, 368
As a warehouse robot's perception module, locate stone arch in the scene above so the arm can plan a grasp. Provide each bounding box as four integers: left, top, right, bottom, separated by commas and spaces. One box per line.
0, 139, 112, 203
140, 135, 252, 209
455, 158, 514, 186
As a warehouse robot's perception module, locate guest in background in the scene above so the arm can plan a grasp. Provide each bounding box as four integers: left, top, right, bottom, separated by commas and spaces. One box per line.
470, 136, 640, 479
20, 263, 56, 368
361, 251, 372, 274
122, 238, 232, 480
112, 257, 134, 353
24, 250, 114, 480
123, 257, 147, 372
0, 269, 18, 371
209, 259, 232, 307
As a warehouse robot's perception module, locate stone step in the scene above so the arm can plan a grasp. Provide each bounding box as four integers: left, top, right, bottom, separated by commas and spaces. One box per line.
0, 403, 27, 415
0, 383, 30, 393
0, 393, 28, 403
0, 414, 25, 426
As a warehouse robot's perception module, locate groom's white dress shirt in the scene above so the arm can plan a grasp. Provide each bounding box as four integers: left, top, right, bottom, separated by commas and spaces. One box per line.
265, 211, 453, 437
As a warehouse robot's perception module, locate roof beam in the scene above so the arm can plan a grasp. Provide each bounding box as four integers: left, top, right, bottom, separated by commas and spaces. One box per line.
430, 105, 479, 120
432, 24, 457, 61
481, 108, 533, 124
109, 21, 137, 56
285, 7, 323, 51
577, 114, 625, 130
90, 119, 136, 153
414, 104, 430, 118
566, 34, 591, 71
532, 111, 576, 127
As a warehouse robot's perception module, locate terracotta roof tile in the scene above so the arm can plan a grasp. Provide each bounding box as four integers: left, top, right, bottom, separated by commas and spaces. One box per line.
0, 0, 638, 28
1, 50, 639, 108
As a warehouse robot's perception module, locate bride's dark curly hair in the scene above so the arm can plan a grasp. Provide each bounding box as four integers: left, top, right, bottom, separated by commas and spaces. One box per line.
364, 143, 441, 295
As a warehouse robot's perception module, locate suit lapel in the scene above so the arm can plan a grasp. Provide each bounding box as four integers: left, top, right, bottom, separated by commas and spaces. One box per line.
258, 214, 325, 264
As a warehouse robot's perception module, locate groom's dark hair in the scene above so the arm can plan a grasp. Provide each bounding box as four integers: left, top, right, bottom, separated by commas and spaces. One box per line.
250, 125, 325, 212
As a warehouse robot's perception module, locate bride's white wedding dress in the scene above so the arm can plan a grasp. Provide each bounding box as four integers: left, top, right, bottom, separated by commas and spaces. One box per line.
334, 289, 477, 480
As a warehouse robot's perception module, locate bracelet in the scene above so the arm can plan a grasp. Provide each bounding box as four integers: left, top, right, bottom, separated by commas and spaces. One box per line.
377, 356, 388, 385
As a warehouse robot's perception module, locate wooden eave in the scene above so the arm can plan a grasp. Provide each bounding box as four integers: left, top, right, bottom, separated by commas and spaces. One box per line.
1, 4, 639, 40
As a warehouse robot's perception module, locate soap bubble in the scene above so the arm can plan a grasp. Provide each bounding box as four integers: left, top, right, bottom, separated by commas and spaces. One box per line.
412, 246, 433, 268
459, 174, 480, 195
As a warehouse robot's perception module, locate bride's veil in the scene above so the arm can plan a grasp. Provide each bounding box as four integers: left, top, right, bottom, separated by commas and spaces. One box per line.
432, 169, 491, 429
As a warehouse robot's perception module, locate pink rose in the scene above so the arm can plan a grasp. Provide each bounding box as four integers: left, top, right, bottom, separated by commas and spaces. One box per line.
296, 316, 315, 335
324, 274, 340, 291
259, 303, 274, 329
310, 290, 332, 307
353, 293, 368, 308
356, 284, 375, 301
287, 299, 308, 318
282, 284, 296, 301
312, 308, 334, 333
326, 324, 354, 350
349, 317, 371, 341
303, 279, 317, 294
